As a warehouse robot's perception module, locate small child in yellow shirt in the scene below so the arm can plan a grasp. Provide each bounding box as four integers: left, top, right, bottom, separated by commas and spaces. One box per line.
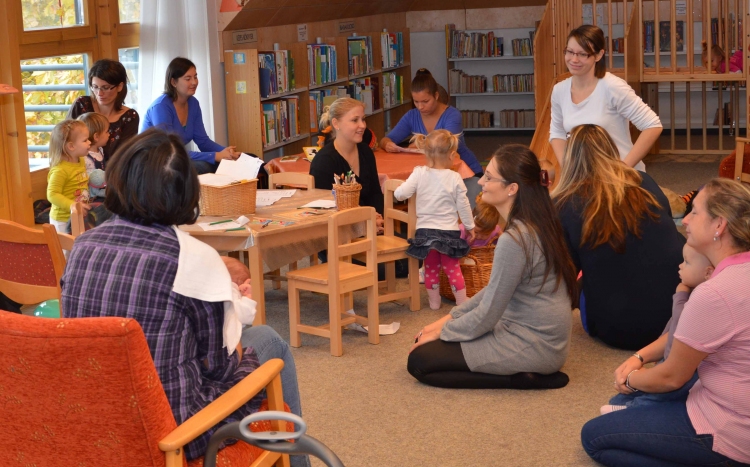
46, 119, 91, 234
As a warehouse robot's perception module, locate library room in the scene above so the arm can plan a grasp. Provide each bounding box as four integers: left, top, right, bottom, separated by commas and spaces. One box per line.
1, 0, 749, 466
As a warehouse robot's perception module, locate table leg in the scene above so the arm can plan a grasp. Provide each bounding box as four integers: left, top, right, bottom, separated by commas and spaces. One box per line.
248, 244, 265, 325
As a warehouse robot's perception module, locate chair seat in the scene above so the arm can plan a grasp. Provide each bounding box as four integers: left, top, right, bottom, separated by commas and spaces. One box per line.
375, 235, 409, 255
287, 261, 371, 285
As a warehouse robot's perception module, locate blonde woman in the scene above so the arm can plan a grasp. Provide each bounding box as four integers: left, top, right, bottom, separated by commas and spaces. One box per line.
582, 179, 750, 467
553, 124, 684, 350
310, 98, 384, 216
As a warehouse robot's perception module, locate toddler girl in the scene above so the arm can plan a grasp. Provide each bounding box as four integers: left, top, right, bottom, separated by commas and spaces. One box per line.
395, 129, 475, 309
601, 243, 714, 414
708, 43, 742, 73
46, 119, 91, 234
77, 112, 109, 172
460, 196, 502, 247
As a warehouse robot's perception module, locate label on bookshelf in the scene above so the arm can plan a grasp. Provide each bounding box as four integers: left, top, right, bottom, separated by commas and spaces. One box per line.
297, 24, 308, 42
232, 29, 258, 45
339, 21, 355, 34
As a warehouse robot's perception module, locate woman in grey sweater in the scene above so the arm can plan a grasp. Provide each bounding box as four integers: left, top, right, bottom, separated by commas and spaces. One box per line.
407, 145, 578, 389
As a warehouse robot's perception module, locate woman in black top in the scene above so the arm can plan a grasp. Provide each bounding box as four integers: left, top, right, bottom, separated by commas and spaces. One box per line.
310, 98, 384, 216
553, 124, 684, 350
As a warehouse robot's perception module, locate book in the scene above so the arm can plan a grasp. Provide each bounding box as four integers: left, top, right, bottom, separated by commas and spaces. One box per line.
258, 52, 277, 95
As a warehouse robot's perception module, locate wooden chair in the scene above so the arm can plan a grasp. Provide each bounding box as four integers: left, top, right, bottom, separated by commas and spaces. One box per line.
265, 172, 318, 289
0, 220, 66, 306
70, 201, 86, 236
734, 137, 750, 184
373, 179, 420, 311
287, 206, 379, 356
0, 311, 292, 467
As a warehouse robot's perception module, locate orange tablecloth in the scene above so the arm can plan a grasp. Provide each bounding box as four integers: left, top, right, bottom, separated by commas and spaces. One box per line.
266, 149, 475, 189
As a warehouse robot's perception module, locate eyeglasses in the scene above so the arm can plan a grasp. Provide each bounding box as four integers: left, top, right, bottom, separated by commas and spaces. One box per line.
90, 84, 117, 93
564, 49, 593, 59
482, 173, 509, 184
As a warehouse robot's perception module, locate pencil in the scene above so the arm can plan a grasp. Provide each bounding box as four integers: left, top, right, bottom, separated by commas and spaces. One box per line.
209, 219, 233, 225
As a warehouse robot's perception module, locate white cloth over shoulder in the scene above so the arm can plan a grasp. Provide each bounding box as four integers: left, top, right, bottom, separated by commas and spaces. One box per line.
171, 227, 257, 355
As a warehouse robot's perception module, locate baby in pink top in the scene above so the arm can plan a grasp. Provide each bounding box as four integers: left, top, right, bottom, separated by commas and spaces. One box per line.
460, 198, 503, 248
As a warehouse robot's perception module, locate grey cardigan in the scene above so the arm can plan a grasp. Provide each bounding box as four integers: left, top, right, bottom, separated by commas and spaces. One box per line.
440, 223, 572, 375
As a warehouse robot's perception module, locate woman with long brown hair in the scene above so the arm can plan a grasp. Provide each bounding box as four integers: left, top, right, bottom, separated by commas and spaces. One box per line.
407, 144, 577, 389
554, 124, 684, 350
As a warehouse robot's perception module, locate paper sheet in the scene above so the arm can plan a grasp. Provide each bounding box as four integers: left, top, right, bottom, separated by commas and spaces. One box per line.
215, 153, 264, 181
256, 189, 297, 207
198, 173, 236, 187
300, 199, 337, 209
197, 220, 248, 231
396, 147, 423, 154
345, 310, 400, 335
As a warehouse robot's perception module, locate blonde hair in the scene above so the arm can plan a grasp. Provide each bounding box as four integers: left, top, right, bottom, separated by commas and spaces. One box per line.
701, 178, 750, 251
552, 124, 661, 252
49, 119, 87, 167
411, 129, 459, 167
77, 112, 110, 145
318, 98, 365, 139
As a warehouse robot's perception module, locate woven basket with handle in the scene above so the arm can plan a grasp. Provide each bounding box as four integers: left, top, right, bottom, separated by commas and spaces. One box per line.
439, 232, 499, 301
199, 179, 257, 216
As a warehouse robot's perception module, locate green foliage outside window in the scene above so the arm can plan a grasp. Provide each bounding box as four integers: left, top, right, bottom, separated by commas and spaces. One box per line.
119, 0, 140, 23
22, 0, 83, 30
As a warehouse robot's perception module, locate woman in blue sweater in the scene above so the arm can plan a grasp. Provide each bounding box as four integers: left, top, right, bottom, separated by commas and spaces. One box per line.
380, 69, 483, 206
142, 57, 236, 174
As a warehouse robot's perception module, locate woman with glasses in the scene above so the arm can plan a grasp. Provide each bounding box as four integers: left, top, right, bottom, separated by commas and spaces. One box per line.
67, 59, 139, 163
141, 57, 237, 175
407, 144, 577, 390
550, 25, 662, 171
554, 124, 684, 350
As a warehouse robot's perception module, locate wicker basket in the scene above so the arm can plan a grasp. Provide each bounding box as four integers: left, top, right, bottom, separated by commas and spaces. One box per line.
199, 179, 257, 216
332, 183, 362, 211
439, 235, 498, 302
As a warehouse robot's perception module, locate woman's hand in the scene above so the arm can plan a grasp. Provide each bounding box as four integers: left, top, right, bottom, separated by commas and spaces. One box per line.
410, 314, 452, 353
215, 146, 238, 162
614, 355, 643, 393
384, 141, 401, 153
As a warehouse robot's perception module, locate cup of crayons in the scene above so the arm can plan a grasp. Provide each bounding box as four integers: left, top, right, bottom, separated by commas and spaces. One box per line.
332, 171, 362, 211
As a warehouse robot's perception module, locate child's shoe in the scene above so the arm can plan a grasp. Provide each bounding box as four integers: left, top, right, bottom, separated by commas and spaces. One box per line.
453, 288, 468, 306
426, 287, 441, 310
600, 404, 626, 415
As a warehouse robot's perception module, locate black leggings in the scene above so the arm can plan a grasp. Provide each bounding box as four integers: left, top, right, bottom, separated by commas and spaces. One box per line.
407, 340, 569, 389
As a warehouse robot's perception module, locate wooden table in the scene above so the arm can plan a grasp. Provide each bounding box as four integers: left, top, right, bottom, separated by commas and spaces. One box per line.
181, 189, 350, 325
266, 149, 476, 189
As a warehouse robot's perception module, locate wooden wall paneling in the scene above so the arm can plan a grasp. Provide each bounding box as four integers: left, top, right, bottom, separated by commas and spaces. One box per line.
224, 49, 264, 158
20, 38, 98, 61
95, 0, 119, 59
0, 0, 34, 224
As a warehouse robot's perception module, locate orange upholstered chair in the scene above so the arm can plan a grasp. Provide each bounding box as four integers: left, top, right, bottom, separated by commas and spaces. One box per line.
0, 311, 292, 467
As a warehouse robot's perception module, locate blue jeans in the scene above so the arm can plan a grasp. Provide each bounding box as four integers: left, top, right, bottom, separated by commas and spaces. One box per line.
241, 326, 310, 467
192, 159, 217, 175
581, 401, 750, 466
609, 372, 698, 408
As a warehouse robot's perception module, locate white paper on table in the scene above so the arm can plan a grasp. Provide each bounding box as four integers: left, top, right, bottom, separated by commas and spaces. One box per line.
255, 189, 297, 207
344, 309, 400, 335
197, 221, 246, 231
300, 199, 336, 209
215, 153, 264, 181
198, 173, 235, 187
397, 147, 423, 154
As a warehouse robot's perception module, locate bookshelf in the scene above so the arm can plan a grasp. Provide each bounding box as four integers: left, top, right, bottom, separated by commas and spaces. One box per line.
445, 26, 536, 131
224, 29, 411, 161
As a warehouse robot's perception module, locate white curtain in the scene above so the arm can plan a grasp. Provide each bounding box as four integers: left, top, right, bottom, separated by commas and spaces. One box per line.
138, 0, 228, 145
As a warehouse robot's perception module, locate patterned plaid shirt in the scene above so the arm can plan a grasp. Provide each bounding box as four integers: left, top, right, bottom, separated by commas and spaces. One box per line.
61, 216, 263, 460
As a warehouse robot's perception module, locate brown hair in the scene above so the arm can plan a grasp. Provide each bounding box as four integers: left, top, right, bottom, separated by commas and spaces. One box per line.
492, 144, 578, 306
567, 25, 606, 78
411, 68, 439, 96
88, 59, 129, 110
77, 112, 110, 145
164, 57, 197, 100
473, 199, 501, 238
552, 124, 661, 252
49, 119, 87, 167
105, 128, 200, 226
701, 178, 750, 251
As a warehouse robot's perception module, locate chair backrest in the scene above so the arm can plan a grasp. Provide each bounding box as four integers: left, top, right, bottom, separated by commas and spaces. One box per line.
268, 172, 315, 190
383, 179, 416, 238
70, 201, 85, 237
0, 220, 66, 305
327, 206, 377, 282
734, 137, 750, 184
0, 311, 176, 467
57, 232, 76, 253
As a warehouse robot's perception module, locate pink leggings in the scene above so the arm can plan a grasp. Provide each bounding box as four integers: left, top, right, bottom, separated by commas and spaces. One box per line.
423, 250, 465, 292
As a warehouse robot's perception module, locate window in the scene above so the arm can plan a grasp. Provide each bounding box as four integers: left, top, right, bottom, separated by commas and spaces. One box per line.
118, 0, 140, 24
118, 47, 140, 109
22, 54, 87, 161
22, 0, 86, 31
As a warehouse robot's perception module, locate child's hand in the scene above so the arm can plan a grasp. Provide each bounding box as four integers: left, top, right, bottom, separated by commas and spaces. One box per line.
465, 228, 475, 244
79, 203, 92, 215
676, 283, 692, 293
238, 278, 252, 299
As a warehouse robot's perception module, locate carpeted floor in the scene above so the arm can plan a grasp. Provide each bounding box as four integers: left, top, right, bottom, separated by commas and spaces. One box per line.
262, 137, 725, 466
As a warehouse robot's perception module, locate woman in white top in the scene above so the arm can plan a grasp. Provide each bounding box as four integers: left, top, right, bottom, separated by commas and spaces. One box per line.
550, 25, 663, 171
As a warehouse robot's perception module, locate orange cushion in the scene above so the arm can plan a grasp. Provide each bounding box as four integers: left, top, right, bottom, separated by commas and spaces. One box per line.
719, 146, 750, 179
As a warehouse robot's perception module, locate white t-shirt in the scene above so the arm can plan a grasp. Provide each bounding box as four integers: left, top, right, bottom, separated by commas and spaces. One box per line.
550, 72, 662, 172
393, 165, 475, 231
